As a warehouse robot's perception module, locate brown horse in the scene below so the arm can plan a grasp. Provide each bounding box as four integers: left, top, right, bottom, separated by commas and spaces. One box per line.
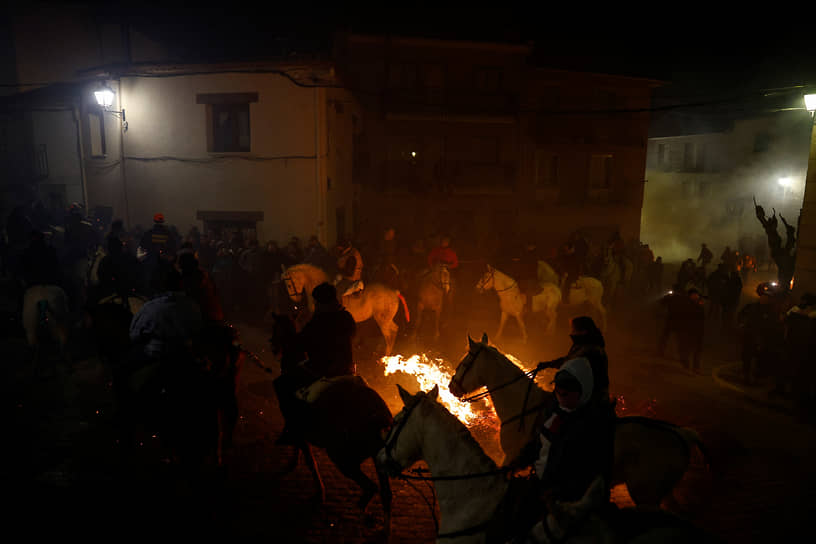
283, 263, 407, 355
281, 263, 329, 321
413, 263, 451, 340
267, 314, 394, 535
342, 283, 408, 356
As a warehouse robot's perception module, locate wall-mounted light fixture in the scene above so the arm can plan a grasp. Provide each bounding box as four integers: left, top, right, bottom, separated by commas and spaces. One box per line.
805, 93, 816, 118
94, 83, 127, 130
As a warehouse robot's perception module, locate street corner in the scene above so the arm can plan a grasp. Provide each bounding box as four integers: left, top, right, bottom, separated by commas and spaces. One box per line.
712, 361, 797, 413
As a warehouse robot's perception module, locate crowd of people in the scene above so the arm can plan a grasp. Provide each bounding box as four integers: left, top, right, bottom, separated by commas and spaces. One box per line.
3, 197, 816, 540
655, 240, 816, 420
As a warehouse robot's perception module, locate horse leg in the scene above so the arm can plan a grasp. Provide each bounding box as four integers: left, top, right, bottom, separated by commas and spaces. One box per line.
412, 301, 424, 340
375, 460, 393, 537
376, 318, 398, 357
299, 441, 326, 503
515, 313, 528, 344
328, 451, 379, 510
545, 305, 557, 335
496, 311, 509, 341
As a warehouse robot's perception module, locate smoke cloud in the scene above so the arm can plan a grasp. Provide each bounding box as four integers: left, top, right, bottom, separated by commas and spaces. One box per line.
641, 111, 811, 264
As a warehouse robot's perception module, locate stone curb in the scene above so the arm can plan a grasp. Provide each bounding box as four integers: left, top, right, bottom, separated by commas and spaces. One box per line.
712, 361, 795, 414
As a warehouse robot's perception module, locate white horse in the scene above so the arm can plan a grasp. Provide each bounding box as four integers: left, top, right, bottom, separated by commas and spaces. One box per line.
563, 276, 607, 332
378, 385, 714, 543
476, 265, 529, 343
537, 260, 561, 287
448, 334, 708, 508
476, 265, 564, 342
599, 247, 634, 308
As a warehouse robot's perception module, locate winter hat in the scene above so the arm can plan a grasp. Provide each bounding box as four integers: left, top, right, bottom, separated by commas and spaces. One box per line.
554, 357, 594, 408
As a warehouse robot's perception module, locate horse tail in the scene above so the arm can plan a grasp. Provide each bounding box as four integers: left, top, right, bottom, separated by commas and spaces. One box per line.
618, 416, 710, 471
397, 292, 410, 323
672, 426, 711, 472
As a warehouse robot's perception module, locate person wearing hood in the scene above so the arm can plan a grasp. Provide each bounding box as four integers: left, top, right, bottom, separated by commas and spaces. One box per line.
534, 358, 613, 501
497, 357, 615, 543
536, 316, 609, 406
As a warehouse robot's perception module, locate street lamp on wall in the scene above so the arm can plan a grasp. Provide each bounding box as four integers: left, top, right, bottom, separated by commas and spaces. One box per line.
805, 94, 816, 118
94, 83, 127, 130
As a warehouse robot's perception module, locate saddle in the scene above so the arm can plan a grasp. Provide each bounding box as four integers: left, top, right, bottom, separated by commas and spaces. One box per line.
295, 374, 367, 404
340, 280, 364, 298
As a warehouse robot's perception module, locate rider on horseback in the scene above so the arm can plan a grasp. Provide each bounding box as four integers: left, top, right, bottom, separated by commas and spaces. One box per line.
274, 282, 357, 445
494, 357, 615, 543
536, 316, 610, 407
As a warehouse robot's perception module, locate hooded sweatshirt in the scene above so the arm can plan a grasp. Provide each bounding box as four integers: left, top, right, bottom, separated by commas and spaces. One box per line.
533, 357, 613, 502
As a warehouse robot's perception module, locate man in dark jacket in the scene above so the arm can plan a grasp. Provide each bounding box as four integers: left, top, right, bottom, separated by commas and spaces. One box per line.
274, 282, 357, 445
300, 282, 357, 378
678, 288, 706, 373
95, 235, 139, 301
657, 285, 686, 359
537, 316, 609, 406
737, 282, 784, 384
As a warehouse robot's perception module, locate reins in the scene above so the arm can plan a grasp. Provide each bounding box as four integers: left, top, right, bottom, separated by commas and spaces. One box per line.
459, 366, 541, 403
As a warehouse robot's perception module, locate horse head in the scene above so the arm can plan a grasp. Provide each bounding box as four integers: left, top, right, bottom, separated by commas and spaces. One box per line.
377, 384, 440, 477
537, 477, 609, 542
433, 263, 451, 293
448, 333, 490, 398
282, 269, 305, 305
476, 265, 495, 294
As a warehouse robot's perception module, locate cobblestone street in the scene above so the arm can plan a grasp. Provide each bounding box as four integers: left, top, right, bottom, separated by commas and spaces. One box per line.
5, 292, 816, 542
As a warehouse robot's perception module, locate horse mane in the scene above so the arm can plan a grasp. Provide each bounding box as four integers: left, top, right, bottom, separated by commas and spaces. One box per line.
287, 263, 328, 279
483, 342, 529, 372
421, 396, 498, 471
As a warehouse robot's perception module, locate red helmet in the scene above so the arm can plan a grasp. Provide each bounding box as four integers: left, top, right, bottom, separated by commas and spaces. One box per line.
153, 213, 165, 224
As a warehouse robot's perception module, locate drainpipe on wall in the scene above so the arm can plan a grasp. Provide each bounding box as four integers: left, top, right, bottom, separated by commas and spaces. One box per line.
118, 78, 131, 229
73, 105, 89, 210
314, 87, 326, 246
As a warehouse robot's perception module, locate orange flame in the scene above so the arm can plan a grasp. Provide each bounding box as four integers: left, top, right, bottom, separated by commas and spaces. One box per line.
380, 353, 495, 426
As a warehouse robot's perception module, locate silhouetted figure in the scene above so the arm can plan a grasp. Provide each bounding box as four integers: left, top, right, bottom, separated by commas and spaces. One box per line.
737, 282, 785, 385
678, 289, 705, 373
697, 243, 713, 270
19, 230, 61, 288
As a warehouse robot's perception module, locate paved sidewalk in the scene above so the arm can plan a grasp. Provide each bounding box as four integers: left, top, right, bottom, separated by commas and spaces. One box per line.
712, 361, 797, 415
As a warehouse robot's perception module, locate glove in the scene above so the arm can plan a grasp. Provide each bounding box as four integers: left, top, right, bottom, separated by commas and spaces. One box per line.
536, 358, 564, 372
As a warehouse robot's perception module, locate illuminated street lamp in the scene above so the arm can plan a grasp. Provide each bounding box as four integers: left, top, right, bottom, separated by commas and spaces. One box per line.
94, 85, 115, 109
805, 93, 816, 116
94, 83, 126, 128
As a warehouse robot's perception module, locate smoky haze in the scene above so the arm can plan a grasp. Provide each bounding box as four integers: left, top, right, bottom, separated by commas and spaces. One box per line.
640, 110, 811, 265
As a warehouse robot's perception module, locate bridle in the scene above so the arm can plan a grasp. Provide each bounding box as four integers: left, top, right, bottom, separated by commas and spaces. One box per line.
282, 272, 305, 306
381, 396, 422, 478
449, 342, 484, 398
450, 343, 549, 429
381, 393, 513, 540
434, 264, 451, 292
478, 267, 517, 293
